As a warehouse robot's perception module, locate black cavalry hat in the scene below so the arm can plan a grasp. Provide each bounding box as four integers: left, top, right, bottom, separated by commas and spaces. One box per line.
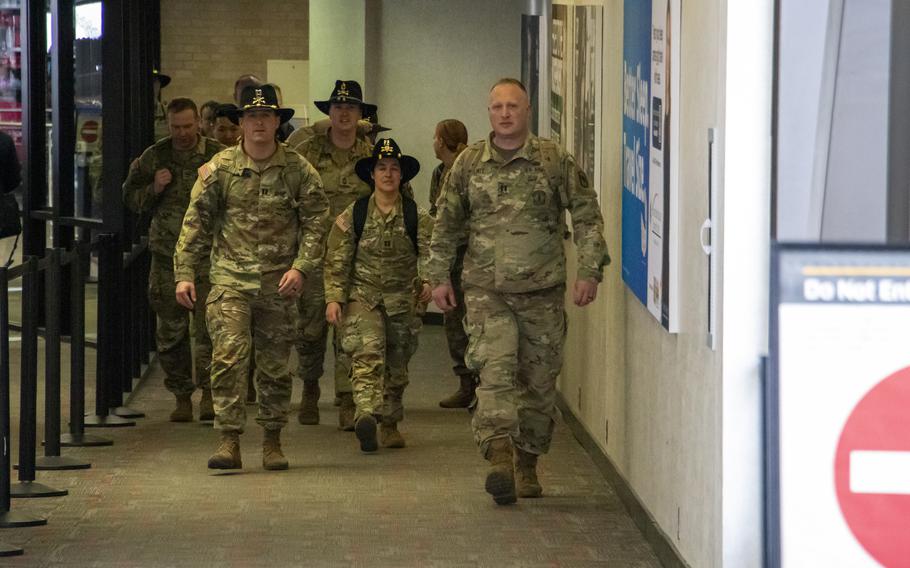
152, 68, 171, 88
224, 84, 295, 125
355, 138, 420, 185
314, 80, 377, 118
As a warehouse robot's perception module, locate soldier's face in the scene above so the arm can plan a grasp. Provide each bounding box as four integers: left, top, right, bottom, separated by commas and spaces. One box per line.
488, 84, 530, 140
240, 110, 280, 144
372, 157, 402, 194
329, 103, 361, 133
168, 109, 200, 151
213, 116, 241, 147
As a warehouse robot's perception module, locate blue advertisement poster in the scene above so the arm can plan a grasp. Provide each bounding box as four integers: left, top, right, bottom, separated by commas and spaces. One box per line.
621, 0, 652, 306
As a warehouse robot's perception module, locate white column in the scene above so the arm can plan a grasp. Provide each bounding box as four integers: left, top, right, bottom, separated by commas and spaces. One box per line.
308, 0, 367, 123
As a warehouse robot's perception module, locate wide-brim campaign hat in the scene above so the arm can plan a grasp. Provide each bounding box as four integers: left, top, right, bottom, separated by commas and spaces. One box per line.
224, 84, 294, 125
355, 138, 420, 185
152, 69, 171, 88
314, 80, 378, 118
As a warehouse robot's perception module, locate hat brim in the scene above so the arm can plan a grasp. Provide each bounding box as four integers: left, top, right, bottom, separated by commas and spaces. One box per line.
225, 107, 295, 125
355, 155, 420, 185
155, 74, 171, 88
315, 100, 378, 119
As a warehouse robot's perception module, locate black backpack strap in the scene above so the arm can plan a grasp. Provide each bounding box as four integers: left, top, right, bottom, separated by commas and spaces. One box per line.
352, 196, 370, 245
402, 196, 419, 253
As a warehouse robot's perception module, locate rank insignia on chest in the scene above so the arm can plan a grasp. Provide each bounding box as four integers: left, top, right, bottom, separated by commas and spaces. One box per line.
383, 238, 392, 249
532, 191, 547, 206
498, 183, 509, 195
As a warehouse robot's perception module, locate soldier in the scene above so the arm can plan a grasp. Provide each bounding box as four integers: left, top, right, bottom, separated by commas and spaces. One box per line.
212, 104, 242, 147
428, 118, 476, 409
174, 84, 329, 471
199, 100, 219, 138
324, 138, 432, 452
286, 80, 378, 430
122, 97, 224, 422
426, 78, 609, 505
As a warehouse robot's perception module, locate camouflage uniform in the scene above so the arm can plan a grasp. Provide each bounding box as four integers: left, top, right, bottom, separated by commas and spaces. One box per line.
425, 133, 609, 456
174, 143, 330, 432
324, 194, 433, 424
429, 163, 471, 379
122, 135, 224, 397
289, 131, 373, 395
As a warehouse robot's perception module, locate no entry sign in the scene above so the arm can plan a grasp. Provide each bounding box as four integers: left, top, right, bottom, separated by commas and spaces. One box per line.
770, 244, 910, 568
80, 120, 99, 143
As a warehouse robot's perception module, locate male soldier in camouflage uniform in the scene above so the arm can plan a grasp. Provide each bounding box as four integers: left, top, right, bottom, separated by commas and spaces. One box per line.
285, 80, 377, 430
324, 138, 432, 452
174, 85, 329, 471
427, 78, 609, 505
123, 97, 224, 422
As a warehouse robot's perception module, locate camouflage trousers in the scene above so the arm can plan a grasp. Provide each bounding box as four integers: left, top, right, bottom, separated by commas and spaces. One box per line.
444, 250, 471, 378
463, 285, 566, 456
340, 301, 418, 424
205, 278, 297, 432
148, 253, 211, 396
295, 267, 352, 394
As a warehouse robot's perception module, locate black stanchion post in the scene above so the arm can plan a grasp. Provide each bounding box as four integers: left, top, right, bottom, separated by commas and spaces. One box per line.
10, 257, 67, 498
138, 251, 150, 366
130, 252, 142, 379
61, 242, 111, 446
110, 245, 143, 419
35, 248, 90, 470
0, 266, 46, 541
84, 235, 134, 428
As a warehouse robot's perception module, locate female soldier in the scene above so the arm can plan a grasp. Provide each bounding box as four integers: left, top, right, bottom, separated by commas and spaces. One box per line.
429, 119, 475, 409
324, 138, 433, 453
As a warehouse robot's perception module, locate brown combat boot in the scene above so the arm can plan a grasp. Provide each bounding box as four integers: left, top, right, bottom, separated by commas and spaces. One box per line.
338, 393, 355, 431
484, 437, 517, 505
262, 429, 289, 471
354, 414, 378, 453
207, 431, 242, 469
380, 421, 406, 448
515, 448, 543, 498
438, 374, 477, 408
170, 394, 193, 422
298, 382, 320, 425
199, 389, 215, 421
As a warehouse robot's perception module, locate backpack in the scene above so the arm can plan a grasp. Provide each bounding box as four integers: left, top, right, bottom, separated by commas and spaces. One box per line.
352, 195, 419, 253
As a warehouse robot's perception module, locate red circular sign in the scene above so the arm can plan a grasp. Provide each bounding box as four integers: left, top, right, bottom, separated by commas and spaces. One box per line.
80, 120, 99, 143
835, 366, 910, 567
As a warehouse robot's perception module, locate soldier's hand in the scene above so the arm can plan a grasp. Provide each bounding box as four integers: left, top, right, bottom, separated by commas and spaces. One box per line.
278, 269, 304, 298
418, 282, 432, 303
432, 283, 457, 312
573, 278, 599, 307
326, 302, 343, 326
153, 168, 173, 194
175, 281, 196, 310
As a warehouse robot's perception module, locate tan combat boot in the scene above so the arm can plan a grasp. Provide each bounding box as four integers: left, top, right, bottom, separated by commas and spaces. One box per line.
354, 414, 378, 453
262, 429, 289, 471
297, 382, 320, 425
199, 389, 215, 421
438, 374, 477, 409
514, 448, 543, 498
484, 437, 517, 505
170, 394, 193, 422
338, 393, 356, 431
207, 431, 242, 469
380, 421, 406, 448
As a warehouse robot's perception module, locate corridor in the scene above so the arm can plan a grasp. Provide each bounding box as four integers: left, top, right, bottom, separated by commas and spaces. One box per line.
2, 325, 661, 567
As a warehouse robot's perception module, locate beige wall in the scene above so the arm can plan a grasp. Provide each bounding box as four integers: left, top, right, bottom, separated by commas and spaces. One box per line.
559, 1, 724, 566
160, 0, 309, 107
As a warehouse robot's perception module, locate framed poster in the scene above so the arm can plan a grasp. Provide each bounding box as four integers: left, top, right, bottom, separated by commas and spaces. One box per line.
621, 0, 681, 332
768, 244, 910, 567
550, 4, 568, 147
573, 6, 603, 198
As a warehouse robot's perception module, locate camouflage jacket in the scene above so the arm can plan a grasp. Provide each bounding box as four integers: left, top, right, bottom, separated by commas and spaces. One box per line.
122, 135, 224, 257
428, 162, 446, 217
324, 193, 433, 316
425, 133, 609, 293
289, 131, 373, 218
173, 143, 330, 291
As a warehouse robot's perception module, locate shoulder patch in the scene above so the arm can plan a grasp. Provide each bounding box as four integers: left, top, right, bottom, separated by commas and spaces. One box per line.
335, 214, 351, 233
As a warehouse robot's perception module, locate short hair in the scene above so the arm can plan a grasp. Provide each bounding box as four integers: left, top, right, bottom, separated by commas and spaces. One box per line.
490, 77, 528, 94
166, 97, 198, 116
200, 100, 219, 118
233, 74, 263, 102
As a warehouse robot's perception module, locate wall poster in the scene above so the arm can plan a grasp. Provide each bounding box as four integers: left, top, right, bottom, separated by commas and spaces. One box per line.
622, 0, 681, 332
573, 5, 603, 198
550, 4, 568, 146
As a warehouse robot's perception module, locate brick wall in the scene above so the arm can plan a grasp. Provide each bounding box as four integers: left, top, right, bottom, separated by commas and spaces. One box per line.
159, 0, 309, 107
